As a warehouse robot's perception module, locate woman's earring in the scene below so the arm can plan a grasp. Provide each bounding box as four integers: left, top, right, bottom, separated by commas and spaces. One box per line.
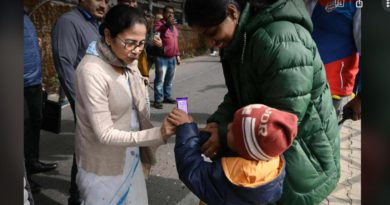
105, 39, 111, 46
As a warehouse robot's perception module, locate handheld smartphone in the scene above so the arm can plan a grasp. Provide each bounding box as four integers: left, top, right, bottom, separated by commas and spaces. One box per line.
154, 32, 160, 38
176, 97, 188, 113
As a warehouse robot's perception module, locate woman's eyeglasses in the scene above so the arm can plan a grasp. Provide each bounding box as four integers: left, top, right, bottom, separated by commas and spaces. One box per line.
116, 36, 145, 51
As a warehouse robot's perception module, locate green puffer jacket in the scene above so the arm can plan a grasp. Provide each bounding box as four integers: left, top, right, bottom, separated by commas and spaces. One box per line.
207, 0, 340, 204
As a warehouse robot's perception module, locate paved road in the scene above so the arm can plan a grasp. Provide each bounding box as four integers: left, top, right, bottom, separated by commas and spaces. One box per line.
33, 55, 361, 205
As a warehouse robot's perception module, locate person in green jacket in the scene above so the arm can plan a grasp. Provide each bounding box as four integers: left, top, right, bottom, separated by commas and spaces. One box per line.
184, 0, 340, 204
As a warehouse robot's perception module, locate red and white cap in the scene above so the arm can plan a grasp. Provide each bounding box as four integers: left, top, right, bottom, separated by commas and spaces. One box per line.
231, 104, 298, 161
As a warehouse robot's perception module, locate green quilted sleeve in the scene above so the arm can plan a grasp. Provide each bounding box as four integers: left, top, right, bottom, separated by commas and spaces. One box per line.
207, 93, 235, 150
251, 24, 314, 123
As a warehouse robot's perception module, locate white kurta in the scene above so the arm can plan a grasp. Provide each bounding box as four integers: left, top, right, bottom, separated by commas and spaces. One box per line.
77, 73, 148, 205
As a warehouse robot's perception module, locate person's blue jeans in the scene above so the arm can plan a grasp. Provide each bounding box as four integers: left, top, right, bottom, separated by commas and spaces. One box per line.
154, 56, 176, 103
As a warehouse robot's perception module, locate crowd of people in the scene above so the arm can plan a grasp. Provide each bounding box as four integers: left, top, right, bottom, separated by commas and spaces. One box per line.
24, 0, 361, 204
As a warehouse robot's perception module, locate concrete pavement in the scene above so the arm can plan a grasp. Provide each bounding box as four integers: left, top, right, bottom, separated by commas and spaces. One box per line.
32, 55, 361, 205
321, 120, 361, 205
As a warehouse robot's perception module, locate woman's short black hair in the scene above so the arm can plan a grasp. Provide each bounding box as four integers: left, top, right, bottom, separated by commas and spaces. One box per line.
99, 4, 147, 38
185, 0, 232, 28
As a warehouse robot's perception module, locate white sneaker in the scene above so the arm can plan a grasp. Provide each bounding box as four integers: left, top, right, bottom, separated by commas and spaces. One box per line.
210, 51, 218, 57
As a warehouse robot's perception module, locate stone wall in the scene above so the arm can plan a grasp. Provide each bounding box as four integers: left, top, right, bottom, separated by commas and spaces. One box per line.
25, 0, 76, 92
177, 25, 208, 58
24, 0, 207, 92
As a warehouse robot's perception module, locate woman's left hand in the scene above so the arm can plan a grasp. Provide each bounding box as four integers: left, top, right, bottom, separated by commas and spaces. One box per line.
199, 123, 220, 158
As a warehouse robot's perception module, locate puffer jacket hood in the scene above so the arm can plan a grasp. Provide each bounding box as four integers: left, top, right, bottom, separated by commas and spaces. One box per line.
245, 0, 313, 34
222, 157, 283, 188
221, 156, 285, 204
225, 0, 313, 64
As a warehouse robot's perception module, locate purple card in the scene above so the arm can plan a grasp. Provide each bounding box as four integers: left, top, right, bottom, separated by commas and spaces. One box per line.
176, 97, 188, 113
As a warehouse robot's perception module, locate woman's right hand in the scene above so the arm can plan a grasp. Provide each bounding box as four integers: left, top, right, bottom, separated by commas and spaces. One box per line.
199, 122, 220, 158
161, 117, 175, 142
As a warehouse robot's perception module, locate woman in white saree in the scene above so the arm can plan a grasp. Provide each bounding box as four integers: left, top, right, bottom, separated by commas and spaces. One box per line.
74, 5, 174, 205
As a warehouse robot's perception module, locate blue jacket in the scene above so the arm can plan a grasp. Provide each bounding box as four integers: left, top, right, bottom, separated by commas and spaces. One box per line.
306, 0, 361, 96
24, 14, 42, 87
175, 123, 286, 205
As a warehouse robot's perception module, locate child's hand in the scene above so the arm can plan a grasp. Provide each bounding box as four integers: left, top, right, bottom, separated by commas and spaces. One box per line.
168, 108, 193, 126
